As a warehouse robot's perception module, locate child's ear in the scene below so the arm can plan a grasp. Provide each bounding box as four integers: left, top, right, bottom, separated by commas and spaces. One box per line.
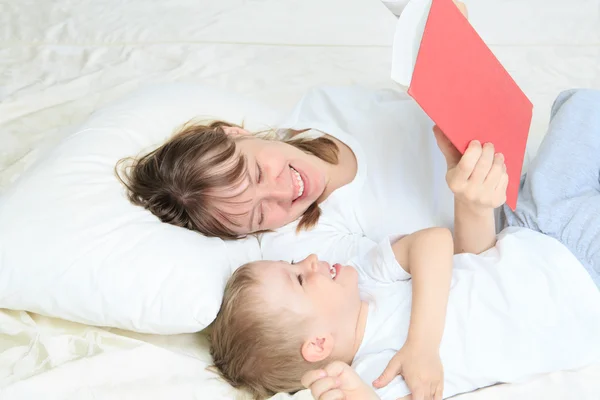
301, 334, 334, 363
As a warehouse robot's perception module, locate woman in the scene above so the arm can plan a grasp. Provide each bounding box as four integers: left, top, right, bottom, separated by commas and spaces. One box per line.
118, 84, 506, 266
118, 2, 503, 264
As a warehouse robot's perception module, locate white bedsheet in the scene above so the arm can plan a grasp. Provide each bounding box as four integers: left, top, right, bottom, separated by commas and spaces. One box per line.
1, 309, 600, 400
1, 0, 599, 399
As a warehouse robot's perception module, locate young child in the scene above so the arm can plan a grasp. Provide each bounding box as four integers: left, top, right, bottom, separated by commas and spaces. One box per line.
211, 225, 600, 400
210, 90, 600, 400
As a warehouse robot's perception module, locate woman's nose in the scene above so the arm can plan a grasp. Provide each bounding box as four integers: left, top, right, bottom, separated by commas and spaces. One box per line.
261, 180, 292, 204
258, 162, 294, 203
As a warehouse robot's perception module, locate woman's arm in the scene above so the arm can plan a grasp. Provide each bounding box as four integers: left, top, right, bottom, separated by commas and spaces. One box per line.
448, 142, 507, 254
433, 126, 508, 254
454, 200, 497, 254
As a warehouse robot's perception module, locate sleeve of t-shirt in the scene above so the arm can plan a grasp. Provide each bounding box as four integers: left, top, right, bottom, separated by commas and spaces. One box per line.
351, 235, 412, 284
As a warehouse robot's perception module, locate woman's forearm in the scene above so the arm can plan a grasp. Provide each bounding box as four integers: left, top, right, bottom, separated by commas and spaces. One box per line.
453, 199, 497, 254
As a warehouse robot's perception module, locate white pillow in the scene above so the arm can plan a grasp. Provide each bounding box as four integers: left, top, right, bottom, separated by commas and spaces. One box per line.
0, 84, 280, 334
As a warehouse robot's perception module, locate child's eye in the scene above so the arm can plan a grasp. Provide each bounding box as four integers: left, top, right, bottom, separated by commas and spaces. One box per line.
297, 274, 304, 286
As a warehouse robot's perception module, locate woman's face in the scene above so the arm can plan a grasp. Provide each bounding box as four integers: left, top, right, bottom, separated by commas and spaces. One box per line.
215, 128, 328, 235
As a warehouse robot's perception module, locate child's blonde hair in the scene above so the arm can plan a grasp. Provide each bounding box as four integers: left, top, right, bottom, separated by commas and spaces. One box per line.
210, 262, 328, 399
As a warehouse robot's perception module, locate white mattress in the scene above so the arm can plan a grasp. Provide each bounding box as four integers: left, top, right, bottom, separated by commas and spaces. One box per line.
1, 0, 599, 399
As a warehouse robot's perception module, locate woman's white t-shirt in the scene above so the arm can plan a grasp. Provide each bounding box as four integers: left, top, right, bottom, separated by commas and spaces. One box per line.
261, 86, 454, 264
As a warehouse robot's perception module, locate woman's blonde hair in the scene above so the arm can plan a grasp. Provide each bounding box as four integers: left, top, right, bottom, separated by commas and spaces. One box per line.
210, 263, 329, 399
116, 121, 339, 239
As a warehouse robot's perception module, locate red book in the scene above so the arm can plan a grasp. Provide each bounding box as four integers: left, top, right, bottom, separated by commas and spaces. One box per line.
405, 0, 533, 210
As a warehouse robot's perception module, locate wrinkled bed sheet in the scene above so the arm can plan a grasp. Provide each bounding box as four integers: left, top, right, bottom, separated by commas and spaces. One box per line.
1, 310, 599, 400
1, 0, 599, 399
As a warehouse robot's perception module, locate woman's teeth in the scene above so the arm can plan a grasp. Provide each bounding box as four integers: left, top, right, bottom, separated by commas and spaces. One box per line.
291, 166, 304, 200
329, 265, 337, 279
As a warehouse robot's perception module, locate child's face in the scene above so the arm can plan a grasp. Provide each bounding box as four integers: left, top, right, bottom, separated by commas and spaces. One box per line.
252, 254, 362, 348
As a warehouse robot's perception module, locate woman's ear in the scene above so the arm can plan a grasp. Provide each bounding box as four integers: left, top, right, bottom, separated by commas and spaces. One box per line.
222, 126, 251, 137
301, 334, 335, 363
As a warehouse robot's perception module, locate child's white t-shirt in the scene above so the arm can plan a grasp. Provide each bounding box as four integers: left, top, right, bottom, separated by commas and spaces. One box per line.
349, 227, 600, 400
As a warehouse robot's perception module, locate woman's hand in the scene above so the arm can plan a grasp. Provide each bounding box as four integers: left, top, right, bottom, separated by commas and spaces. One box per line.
433, 125, 503, 253
433, 125, 508, 213
374, 343, 444, 400
302, 361, 380, 400
453, 1, 468, 18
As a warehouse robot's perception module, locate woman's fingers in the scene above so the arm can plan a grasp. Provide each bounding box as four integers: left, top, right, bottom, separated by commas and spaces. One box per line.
449, 140, 482, 187
483, 153, 505, 189
495, 172, 509, 204
453, 0, 468, 18
433, 384, 443, 400
469, 143, 496, 184
433, 126, 462, 169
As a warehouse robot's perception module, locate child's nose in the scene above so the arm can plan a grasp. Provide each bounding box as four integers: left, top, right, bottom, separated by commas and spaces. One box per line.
305, 254, 319, 271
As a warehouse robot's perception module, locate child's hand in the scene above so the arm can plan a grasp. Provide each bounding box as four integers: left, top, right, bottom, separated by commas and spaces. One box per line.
373, 344, 444, 400
433, 125, 508, 212
301, 361, 379, 400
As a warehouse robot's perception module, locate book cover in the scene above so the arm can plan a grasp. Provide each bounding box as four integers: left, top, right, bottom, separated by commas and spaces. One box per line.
395, 0, 533, 210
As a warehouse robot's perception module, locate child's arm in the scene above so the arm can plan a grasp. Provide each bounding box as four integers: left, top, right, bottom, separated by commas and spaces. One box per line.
433, 126, 508, 254
391, 227, 453, 356
373, 227, 453, 399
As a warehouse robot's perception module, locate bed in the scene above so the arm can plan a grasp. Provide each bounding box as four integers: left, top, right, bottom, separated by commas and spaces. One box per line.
1, 0, 599, 399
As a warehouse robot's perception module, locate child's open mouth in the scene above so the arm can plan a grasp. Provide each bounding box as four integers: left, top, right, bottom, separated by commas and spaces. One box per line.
329, 263, 341, 280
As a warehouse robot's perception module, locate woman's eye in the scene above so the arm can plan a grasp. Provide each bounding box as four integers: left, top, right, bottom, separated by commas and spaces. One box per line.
297, 274, 304, 286
256, 163, 262, 183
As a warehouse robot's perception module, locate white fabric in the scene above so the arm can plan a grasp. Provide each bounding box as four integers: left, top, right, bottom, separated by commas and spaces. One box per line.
261, 86, 455, 263
3, 306, 598, 400
0, 84, 274, 334
351, 227, 600, 399
391, 0, 433, 88
2, 0, 600, 398
381, 0, 411, 17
